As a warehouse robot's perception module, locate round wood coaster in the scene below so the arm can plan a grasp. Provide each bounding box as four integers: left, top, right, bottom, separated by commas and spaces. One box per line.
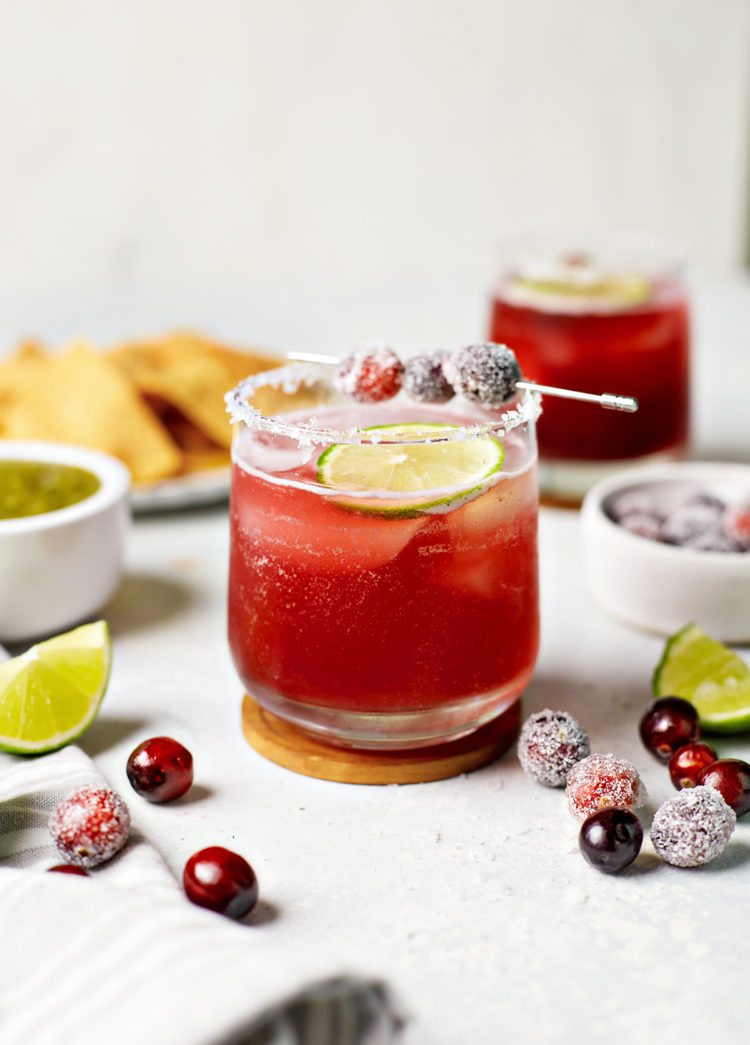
241, 694, 521, 785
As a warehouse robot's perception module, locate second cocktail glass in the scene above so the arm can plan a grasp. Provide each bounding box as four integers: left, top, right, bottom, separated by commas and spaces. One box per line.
488, 236, 690, 503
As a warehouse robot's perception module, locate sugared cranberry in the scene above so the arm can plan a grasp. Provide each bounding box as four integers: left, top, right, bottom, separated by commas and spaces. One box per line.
618, 512, 663, 541
566, 753, 647, 821
609, 489, 661, 522
668, 742, 717, 789
334, 346, 403, 403
650, 786, 735, 867
126, 736, 194, 803
517, 709, 590, 787
579, 808, 643, 873
639, 697, 700, 762
661, 504, 726, 547
697, 758, 750, 817
49, 785, 130, 868
402, 351, 454, 404
47, 863, 90, 876
442, 343, 521, 407
183, 846, 258, 920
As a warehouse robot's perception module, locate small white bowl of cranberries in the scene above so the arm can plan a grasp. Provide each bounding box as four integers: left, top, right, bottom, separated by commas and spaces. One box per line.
581, 461, 750, 642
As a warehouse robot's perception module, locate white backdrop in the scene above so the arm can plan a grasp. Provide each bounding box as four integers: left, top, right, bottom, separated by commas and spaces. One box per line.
0, 0, 748, 352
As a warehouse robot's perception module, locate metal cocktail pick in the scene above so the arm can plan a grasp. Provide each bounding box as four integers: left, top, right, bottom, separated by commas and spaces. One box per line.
286, 350, 639, 413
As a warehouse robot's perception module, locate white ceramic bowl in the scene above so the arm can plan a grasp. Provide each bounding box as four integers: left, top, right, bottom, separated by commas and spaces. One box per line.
0, 441, 130, 643
581, 461, 750, 643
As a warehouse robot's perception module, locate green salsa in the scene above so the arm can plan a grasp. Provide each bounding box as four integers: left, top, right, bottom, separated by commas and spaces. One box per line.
0, 461, 101, 519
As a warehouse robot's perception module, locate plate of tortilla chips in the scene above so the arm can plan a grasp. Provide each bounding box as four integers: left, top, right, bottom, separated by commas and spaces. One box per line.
0, 332, 281, 511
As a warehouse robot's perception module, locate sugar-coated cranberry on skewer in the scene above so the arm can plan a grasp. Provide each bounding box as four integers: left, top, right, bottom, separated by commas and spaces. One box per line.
290, 342, 638, 412
333, 345, 404, 403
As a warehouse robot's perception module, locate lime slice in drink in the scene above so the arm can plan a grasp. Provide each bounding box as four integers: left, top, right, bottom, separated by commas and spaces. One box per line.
652, 622, 750, 733
316, 424, 505, 516
511, 272, 650, 310
0, 620, 112, 753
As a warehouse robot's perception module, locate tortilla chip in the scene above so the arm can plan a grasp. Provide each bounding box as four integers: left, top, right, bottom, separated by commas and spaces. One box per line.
2, 343, 182, 483
111, 332, 280, 450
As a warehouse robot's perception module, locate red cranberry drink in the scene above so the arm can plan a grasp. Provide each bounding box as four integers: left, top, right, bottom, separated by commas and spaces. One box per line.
226, 350, 541, 749
488, 237, 690, 501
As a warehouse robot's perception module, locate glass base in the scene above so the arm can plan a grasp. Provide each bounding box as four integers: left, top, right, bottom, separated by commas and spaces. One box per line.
245, 671, 534, 751
539, 447, 687, 506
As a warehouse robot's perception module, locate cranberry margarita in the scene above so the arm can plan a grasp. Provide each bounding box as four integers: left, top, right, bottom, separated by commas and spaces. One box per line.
226, 363, 540, 749
488, 239, 690, 500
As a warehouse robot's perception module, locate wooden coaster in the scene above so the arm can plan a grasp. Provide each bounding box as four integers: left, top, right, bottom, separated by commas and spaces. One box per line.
241, 694, 521, 785
539, 491, 582, 510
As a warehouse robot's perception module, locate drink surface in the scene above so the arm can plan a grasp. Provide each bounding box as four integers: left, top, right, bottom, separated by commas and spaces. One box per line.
489, 278, 690, 462
228, 402, 539, 720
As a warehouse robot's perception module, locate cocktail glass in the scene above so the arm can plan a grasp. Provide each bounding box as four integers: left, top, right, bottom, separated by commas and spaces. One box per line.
488, 235, 690, 503
226, 363, 541, 751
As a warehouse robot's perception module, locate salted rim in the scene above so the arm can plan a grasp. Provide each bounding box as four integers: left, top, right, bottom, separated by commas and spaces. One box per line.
225, 363, 542, 447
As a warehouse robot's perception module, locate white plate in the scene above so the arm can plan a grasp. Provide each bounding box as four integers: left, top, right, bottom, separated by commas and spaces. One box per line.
130, 467, 230, 513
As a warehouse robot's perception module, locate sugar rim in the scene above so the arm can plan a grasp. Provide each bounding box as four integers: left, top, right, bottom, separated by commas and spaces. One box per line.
225, 363, 542, 447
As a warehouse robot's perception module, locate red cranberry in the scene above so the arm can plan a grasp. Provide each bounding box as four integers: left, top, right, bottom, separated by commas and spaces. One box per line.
47, 863, 90, 876
126, 736, 194, 803
183, 846, 258, 920
697, 758, 750, 817
49, 785, 130, 868
579, 808, 643, 873
639, 696, 700, 762
668, 742, 717, 789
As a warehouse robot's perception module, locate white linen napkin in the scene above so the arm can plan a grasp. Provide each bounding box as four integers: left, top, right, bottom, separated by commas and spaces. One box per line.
0, 745, 404, 1045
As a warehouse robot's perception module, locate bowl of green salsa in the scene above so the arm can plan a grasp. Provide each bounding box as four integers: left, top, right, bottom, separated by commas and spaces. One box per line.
0, 442, 130, 642
0, 461, 102, 520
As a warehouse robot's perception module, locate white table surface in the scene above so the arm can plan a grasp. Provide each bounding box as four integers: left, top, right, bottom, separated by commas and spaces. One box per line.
28, 274, 750, 1043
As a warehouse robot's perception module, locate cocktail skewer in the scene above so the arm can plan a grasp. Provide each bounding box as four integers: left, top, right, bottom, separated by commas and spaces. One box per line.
285, 350, 639, 413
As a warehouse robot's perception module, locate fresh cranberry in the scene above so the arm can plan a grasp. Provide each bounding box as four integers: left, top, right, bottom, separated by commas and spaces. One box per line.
579, 808, 643, 873
668, 742, 717, 789
639, 696, 700, 762
566, 753, 647, 821
183, 846, 258, 920
126, 736, 194, 803
49, 785, 130, 868
47, 864, 90, 876
334, 346, 403, 403
697, 758, 750, 817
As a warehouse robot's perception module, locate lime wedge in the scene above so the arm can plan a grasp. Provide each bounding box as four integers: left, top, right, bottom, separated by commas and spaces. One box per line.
652, 622, 750, 733
511, 273, 650, 310
316, 424, 505, 516
0, 620, 112, 753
